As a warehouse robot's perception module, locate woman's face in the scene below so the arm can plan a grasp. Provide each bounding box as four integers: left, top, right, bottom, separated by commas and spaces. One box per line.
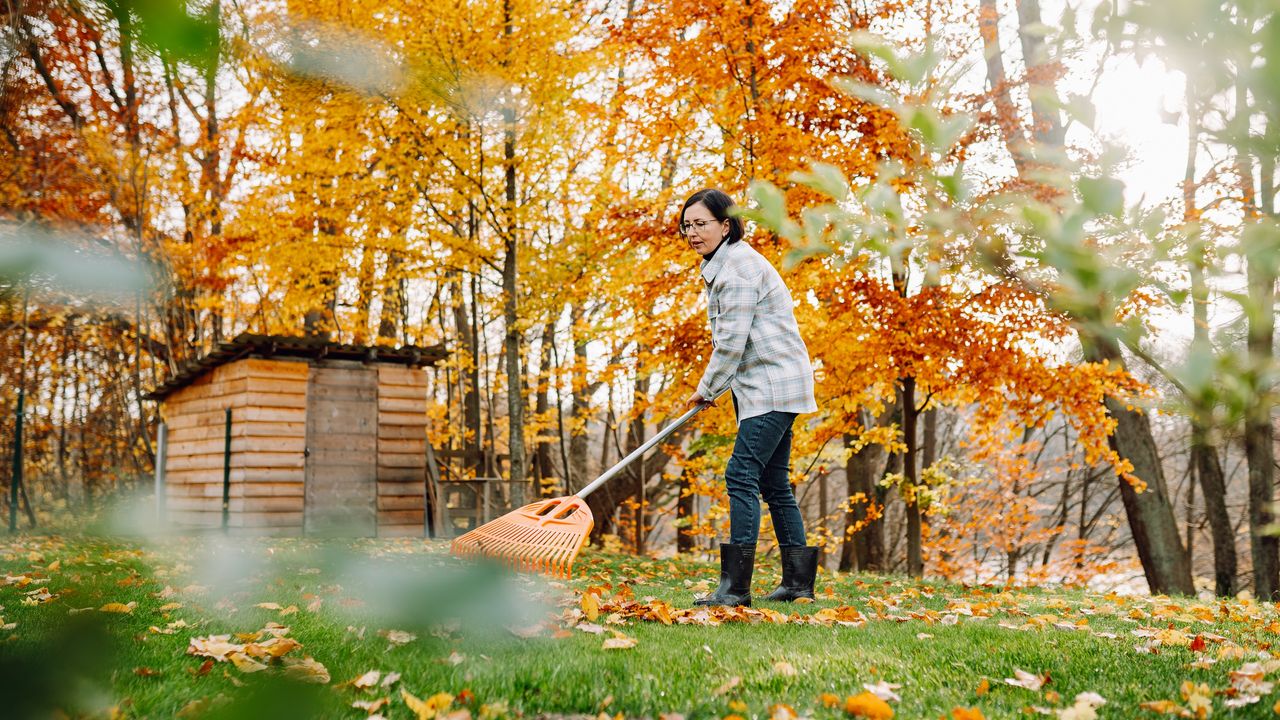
681, 202, 728, 257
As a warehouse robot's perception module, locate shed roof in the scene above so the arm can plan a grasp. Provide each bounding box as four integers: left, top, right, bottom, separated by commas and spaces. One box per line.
146, 333, 447, 401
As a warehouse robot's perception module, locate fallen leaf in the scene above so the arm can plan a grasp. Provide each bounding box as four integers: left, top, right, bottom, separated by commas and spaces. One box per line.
713, 677, 741, 697
602, 633, 638, 650
864, 680, 902, 702
582, 592, 600, 622
381, 629, 417, 647
773, 660, 798, 677
133, 667, 162, 678
353, 670, 381, 689
1004, 669, 1046, 691
282, 656, 331, 684
353, 697, 389, 714
770, 703, 798, 720
227, 652, 268, 673
951, 709, 984, 720
99, 602, 135, 614
845, 691, 894, 719
255, 602, 282, 610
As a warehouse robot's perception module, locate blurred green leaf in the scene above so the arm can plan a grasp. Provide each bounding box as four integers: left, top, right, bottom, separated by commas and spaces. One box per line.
790, 163, 851, 202
1078, 176, 1125, 218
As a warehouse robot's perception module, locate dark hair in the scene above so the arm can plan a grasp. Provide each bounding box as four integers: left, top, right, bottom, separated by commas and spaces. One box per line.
681, 188, 745, 244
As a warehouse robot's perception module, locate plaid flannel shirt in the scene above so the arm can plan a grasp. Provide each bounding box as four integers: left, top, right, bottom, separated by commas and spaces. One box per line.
696, 240, 818, 422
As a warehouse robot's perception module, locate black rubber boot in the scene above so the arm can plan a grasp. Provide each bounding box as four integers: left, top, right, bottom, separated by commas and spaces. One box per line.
762, 545, 818, 602
693, 543, 755, 607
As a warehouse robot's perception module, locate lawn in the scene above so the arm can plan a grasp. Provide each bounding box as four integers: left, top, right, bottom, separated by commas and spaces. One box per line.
1, 532, 1277, 719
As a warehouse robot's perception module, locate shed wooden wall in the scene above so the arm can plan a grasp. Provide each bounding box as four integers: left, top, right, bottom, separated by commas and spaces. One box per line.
162, 358, 308, 534
161, 358, 429, 537
376, 365, 429, 536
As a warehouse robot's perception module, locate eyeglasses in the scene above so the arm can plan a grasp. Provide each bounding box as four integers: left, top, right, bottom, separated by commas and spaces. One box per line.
678, 218, 723, 237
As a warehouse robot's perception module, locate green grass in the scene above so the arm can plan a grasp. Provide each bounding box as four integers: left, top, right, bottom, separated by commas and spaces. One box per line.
2, 533, 1278, 719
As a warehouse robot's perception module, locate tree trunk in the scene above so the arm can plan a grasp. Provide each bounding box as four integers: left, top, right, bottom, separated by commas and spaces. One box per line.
677, 449, 704, 554
1082, 334, 1194, 595
568, 302, 591, 491
500, 0, 525, 487
902, 377, 923, 578
1240, 91, 1279, 600
839, 429, 886, 572
1014, 0, 1065, 148
977, 0, 1030, 174
533, 324, 556, 488
1184, 75, 1237, 597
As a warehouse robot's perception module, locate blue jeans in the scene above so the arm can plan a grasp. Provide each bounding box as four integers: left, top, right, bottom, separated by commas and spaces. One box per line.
726, 397, 806, 546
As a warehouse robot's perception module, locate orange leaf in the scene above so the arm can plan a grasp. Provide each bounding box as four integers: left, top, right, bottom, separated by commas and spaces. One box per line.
844, 691, 893, 719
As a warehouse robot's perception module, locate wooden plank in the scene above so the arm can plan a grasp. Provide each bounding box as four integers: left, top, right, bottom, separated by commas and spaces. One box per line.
309, 366, 375, 383
235, 452, 305, 469
244, 376, 308, 395
377, 495, 424, 511
377, 411, 427, 427
160, 411, 230, 431
230, 512, 306, 528
379, 454, 425, 469
378, 425, 425, 440
377, 481, 425, 496
167, 437, 306, 457
311, 412, 377, 435
167, 497, 223, 511
376, 466, 423, 482
378, 509, 424, 525
167, 455, 226, 472
163, 468, 221, 484
379, 439, 426, 454
378, 366, 427, 386
191, 483, 304, 498
310, 384, 377, 402
241, 407, 308, 423
309, 435, 377, 452
378, 397, 424, 413
376, 384, 425, 400
164, 377, 249, 405
239, 358, 309, 378
168, 422, 306, 443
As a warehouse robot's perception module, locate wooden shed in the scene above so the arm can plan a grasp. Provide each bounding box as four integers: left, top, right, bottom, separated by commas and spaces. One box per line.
147, 334, 447, 537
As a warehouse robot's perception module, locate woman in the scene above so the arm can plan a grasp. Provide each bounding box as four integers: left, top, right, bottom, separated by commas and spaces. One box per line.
680, 188, 819, 607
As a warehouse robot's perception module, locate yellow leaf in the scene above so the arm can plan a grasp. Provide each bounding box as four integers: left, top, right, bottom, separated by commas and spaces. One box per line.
402, 689, 454, 720
773, 660, 797, 677
99, 602, 135, 614
256, 602, 282, 610
228, 652, 268, 673
951, 709, 985, 720
582, 592, 600, 622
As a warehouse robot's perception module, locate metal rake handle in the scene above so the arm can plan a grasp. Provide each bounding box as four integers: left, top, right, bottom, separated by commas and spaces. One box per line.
574, 390, 727, 500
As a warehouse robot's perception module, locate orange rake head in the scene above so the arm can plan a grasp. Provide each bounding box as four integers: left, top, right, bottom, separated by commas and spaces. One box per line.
450, 495, 594, 579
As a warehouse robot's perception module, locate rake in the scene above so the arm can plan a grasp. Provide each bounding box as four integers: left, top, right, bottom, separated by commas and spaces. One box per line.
450, 396, 719, 578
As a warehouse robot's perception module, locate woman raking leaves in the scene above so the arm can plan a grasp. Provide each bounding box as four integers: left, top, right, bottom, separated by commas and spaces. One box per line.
680, 188, 821, 607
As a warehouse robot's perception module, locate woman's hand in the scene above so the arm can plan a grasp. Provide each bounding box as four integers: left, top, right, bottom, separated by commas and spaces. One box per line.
686, 392, 712, 409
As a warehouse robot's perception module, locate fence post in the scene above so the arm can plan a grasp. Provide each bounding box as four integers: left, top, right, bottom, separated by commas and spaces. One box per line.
155, 422, 168, 528
222, 408, 232, 533
9, 388, 23, 533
